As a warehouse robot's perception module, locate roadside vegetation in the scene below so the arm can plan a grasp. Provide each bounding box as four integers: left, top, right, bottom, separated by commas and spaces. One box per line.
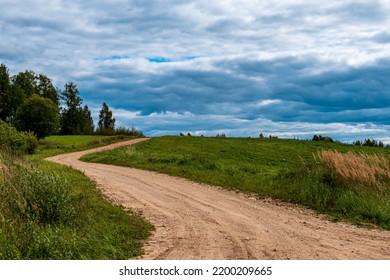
1, 130, 153, 259
81, 136, 390, 230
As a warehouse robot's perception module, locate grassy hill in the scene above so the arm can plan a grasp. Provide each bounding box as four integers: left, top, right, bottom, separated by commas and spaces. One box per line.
81, 136, 390, 230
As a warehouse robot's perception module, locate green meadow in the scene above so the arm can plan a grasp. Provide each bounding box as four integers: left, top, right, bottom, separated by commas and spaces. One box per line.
81, 136, 390, 230
34, 135, 136, 159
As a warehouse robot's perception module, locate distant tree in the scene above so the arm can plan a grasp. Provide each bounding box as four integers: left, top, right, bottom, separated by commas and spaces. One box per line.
363, 138, 375, 147
97, 102, 115, 135
216, 133, 226, 138
259, 133, 264, 139
60, 82, 85, 135
353, 140, 362, 146
14, 95, 60, 139
312, 134, 333, 142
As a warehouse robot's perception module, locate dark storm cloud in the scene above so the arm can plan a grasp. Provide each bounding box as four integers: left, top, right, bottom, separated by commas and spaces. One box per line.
79, 54, 390, 125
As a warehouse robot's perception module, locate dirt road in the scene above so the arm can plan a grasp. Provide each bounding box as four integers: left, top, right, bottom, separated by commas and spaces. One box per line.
46, 138, 390, 260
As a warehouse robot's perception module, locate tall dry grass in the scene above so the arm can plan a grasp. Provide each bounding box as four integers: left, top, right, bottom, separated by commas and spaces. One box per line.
317, 150, 390, 192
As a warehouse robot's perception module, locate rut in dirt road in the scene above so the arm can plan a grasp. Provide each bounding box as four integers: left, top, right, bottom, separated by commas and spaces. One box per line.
46, 138, 390, 260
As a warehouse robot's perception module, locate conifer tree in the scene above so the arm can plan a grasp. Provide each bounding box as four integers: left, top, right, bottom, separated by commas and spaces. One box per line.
98, 102, 115, 135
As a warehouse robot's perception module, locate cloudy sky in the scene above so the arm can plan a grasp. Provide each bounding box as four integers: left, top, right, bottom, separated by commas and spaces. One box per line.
2, 0, 390, 142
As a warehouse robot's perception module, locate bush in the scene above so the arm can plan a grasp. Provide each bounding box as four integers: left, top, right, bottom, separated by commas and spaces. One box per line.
19, 132, 39, 154
0, 120, 38, 154
114, 126, 144, 137
96, 126, 144, 137
14, 95, 60, 140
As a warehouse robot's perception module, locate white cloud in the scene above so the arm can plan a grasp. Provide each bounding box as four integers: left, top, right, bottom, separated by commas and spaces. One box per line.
256, 99, 282, 107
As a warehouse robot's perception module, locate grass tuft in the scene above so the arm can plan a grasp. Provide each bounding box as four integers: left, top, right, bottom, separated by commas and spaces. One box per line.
317, 150, 390, 192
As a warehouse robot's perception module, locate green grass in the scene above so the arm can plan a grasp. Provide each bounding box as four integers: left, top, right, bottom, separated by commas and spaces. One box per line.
43, 135, 108, 147
34, 135, 138, 159
81, 136, 390, 230
1, 135, 153, 260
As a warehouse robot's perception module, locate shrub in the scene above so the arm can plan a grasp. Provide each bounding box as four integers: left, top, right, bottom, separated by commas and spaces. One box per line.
19, 132, 39, 154
0, 120, 38, 154
114, 126, 144, 137
14, 95, 60, 140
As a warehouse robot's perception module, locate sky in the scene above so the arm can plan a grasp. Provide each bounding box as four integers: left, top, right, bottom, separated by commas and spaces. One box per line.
1, 0, 390, 142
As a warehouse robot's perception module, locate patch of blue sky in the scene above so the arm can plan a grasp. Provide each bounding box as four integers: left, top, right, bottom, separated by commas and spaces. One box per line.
148, 56, 200, 63
148, 57, 173, 63
111, 55, 129, 60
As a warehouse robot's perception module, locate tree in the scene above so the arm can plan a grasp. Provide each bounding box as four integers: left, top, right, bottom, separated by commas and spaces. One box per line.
363, 138, 375, 147
0, 64, 12, 122
353, 140, 362, 146
14, 95, 60, 139
4, 70, 59, 123
259, 133, 264, 139
11, 70, 37, 99
35, 74, 59, 105
60, 82, 85, 135
98, 102, 115, 135
81, 105, 95, 135
312, 134, 333, 142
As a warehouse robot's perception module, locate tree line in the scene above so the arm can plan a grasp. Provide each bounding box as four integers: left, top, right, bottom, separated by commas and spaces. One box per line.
0, 63, 123, 139
312, 134, 389, 147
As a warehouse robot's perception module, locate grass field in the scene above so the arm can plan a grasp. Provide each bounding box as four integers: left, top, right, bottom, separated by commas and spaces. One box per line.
81, 136, 390, 230
34, 135, 137, 159
1, 135, 153, 259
